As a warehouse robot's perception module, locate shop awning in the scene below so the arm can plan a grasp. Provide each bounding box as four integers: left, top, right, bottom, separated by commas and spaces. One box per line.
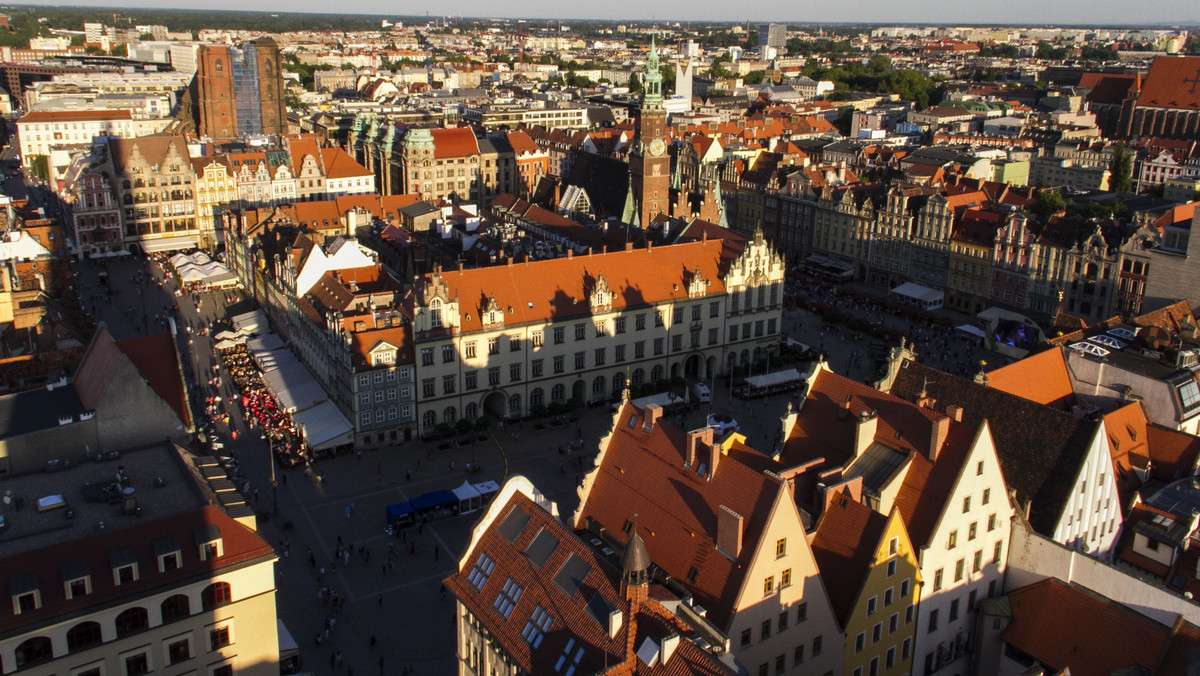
292, 400, 354, 450
141, 235, 197, 253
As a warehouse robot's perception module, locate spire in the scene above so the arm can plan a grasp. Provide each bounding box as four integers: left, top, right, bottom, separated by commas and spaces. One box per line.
621, 529, 651, 588
642, 36, 663, 109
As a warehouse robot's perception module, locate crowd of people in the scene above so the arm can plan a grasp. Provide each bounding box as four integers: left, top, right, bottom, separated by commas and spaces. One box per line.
217, 343, 310, 468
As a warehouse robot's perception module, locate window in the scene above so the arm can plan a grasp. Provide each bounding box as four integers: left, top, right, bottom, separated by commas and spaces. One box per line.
532, 330, 543, 348
635, 341, 645, 358
955, 558, 965, 582
553, 356, 564, 374
510, 336, 522, 352
553, 327, 565, 344
855, 631, 866, 653
510, 363, 521, 382
210, 625, 231, 651
654, 338, 664, 355
884, 587, 894, 607
594, 347, 606, 366
761, 619, 772, 640
902, 637, 912, 661
889, 612, 899, 634
465, 371, 477, 390
494, 578, 524, 619
797, 602, 808, 623
776, 538, 787, 558
775, 653, 786, 675
168, 638, 191, 664
969, 522, 977, 541
468, 553, 495, 591
974, 549, 983, 573
906, 604, 914, 625
488, 367, 500, 386
532, 359, 543, 378
442, 345, 455, 363
867, 595, 877, 616
636, 313, 646, 330
615, 317, 626, 334
812, 635, 822, 656
161, 594, 190, 622
67, 621, 103, 653
934, 568, 943, 591
488, 337, 499, 355
886, 646, 896, 670
779, 610, 789, 631
988, 513, 997, 532
655, 311, 664, 327
901, 578, 911, 598
994, 539, 1004, 563
443, 375, 456, 394
794, 645, 805, 665
575, 323, 585, 340
977, 460, 984, 475
201, 582, 231, 610
125, 652, 150, 675
673, 307, 684, 324
741, 628, 752, 649
574, 352, 585, 370
422, 378, 435, 397
887, 559, 897, 578
929, 608, 939, 631
949, 599, 960, 622
672, 335, 683, 352
872, 622, 882, 643
983, 488, 991, 505
948, 530, 958, 549
763, 576, 774, 596
781, 568, 792, 588
522, 605, 553, 648
421, 348, 433, 366
115, 607, 149, 637
15, 636, 52, 668
963, 496, 971, 513
710, 301, 720, 318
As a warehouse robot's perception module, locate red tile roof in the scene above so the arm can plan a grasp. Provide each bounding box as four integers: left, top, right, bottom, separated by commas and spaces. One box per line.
810, 491, 888, 626
1004, 578, 1193, 676
985, 347, 1075, 410
445, 487, 733, 676
506, 130, 541, 155
576, 401, 787, 630
321, 147, 372, 179
416, 240, 729, 334
117, 333, 191, 428
0, 505, 275, 634
1078, 72, 1137, 105
432, 127, 480, 159
1137, 56, 1200, 112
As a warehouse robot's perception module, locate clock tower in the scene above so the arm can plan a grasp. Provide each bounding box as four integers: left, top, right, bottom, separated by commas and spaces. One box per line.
629, 37, 670, 227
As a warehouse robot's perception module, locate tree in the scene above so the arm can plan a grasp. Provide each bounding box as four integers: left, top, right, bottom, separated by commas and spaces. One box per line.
743, 70, 765, 85
628, 73, 641, 93
1108, 142, 1133, 193
1029, 189, 1067, 220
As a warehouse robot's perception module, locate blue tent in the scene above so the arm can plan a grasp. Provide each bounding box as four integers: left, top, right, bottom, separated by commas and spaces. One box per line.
386, 501, 414, 526
410, 489, 457, 513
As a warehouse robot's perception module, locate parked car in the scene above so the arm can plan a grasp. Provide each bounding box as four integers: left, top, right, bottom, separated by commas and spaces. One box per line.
707, 413, 739, 436
691, 382, 712, 403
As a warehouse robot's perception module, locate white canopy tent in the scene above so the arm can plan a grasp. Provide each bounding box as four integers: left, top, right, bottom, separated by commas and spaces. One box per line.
246, 333, 286, 353
261, 359, 327, 413
452, 481, 483, 514
291, 400, 354, 451
231, 310, 268, 333
890, 282, 944, 311
744, 368, 802, 389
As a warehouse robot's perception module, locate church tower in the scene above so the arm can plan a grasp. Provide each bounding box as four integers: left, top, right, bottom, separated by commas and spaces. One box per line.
629, 38, 671, 227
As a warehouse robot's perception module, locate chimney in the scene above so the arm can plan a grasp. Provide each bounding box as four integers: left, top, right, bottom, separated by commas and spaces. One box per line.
567, 249, 573, 258
643, 404, 663, 430
608, 609, 624, 638
945, 404, 963, 422
854, 409, 878, 457
716, 505, 743, 559
839, 395, 853, 420
661, 635, 681, 665
929, 415, 950, 461
686, 428, 703, 469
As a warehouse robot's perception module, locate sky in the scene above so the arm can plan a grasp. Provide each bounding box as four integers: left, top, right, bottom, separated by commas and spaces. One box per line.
9, 0, 1199, 25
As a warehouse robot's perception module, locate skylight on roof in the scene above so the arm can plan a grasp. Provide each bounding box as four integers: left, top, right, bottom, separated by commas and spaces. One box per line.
555, 638, 585, 675
468, 553, 496, 592
498, 507, 531, 543
553, 554, 591, 598
525, 529, 560, 570
522, 605, 554, 649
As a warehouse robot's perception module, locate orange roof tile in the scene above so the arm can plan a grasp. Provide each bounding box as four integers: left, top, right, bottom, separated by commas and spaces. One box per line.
432, 127, 479, 159
321, 147, 371, 179
417, 240, 729, 334
1138, 56, 1200, 112
810, 492, 888, 626
985, 347, 1076, 410
1004, 578, 1180, 676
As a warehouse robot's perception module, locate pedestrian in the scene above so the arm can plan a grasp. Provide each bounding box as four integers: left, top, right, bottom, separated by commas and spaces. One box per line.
378, 594, 383, 609
370, 635, 377, 647
378, 657, 385, 676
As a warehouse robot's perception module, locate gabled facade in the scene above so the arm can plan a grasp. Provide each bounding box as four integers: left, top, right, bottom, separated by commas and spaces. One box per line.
573, 401, 842, 675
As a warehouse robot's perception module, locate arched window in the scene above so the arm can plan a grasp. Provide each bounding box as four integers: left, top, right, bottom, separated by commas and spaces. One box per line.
429, 298, 442, 328
422, 410, 436, 429
15, 637, 53, 668
508, 393, 521, 416
67, 621, 103, 653
214, 59, 223, 73
612, 373, 626, 393
651, 365, 664, 383
464, 402, 478, 420
551, 384, 565, 402
529, 388, 543, 406
443, 406, 456, 424
632, 368, 644, 386
161, 594, 190, 623
115, 607, 149, 637
592, 376, 605, 395
200, 582, 231, 610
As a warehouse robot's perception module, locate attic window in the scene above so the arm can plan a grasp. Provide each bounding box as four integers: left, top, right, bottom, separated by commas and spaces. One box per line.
195, 524, 223, 561
10, 572, 41, 615
109, 547, 139, 586
622, 520, 634, 536
687, 566, 699, 583
154, 535, 182, 573
61, 559, 91, 599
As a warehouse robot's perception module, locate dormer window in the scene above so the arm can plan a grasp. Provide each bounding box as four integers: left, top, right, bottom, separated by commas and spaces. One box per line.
195, 524, 223, 561
10, 572, 41, 614
61, 559, 91, 599
110, 547, 139, 586
154, 535, 182, 573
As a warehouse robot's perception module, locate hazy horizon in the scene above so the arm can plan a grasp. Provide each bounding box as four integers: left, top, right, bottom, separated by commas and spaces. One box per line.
3, 0, 1197, 27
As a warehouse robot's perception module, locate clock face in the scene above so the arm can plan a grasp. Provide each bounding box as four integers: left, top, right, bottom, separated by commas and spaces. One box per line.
648, 138, 666, 157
